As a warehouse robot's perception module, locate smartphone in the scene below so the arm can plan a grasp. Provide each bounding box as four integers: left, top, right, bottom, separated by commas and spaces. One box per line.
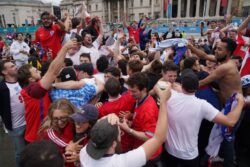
53, 6, 61, 20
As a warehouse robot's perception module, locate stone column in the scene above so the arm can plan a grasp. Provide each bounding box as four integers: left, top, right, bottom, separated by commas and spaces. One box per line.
186, 0, 190, 17
226, 0, 233, 15
102, 1, 105, 22
205, 0, 210, 17
177, 0, 181, 18
195, 0, 200, 17
216, 0, 221, 16
151, 0, 154, 18
108, 0, 111, 22
118, 0, 120, 22
124, 0, 126, 14
160, 0, 164, 18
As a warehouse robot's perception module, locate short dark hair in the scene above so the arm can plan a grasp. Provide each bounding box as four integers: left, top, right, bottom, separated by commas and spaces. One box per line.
81, 31, 91, 39
20, 140, 64, 167
16, 32, 23, 38
96, 56, 109, 72
181, 69, 199, 93
162, 61, 179, 73
221, 38, 237, 55
0, 60, 10, 76
64, 58, 73, 67
80, 53, 91, 61
183, 57, 197, 69
17, 64, 33, 88
118, 59, 128, 76
104, 67, 121, 78
40, 11, 50, 19
150, 60, 162, 74
105, 77, 121, 97
75, 34, 82, 43
128, 60, 143, 74
127, 72, 149, 91
71, 17, 80, 29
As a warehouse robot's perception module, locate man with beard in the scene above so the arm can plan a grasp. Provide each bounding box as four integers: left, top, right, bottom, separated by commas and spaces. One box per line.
0, 60, 26, 167
187, 38, 242, 167
35, 11, 65, 61
188, 38, 241, 105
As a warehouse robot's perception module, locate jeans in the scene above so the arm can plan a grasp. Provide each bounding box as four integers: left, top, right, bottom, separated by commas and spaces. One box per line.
8, 125, 26, 167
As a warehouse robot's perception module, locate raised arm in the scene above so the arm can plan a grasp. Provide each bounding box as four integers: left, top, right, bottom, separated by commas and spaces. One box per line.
199, 63, 228, 87
237, 15, 250, 34
50, 14, 66, 31
213, 93, 244, 127
141, 83, 171, 160
187, 43, 216, 62
40, 40, 77, 90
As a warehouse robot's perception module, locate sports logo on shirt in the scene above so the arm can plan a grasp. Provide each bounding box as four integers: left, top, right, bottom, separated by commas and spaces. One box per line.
50, 30, 55, 36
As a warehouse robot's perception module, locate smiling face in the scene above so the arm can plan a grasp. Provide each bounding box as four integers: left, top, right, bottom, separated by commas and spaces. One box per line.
41, 14, 53, 28
162, 70, 177, 83
215, 42, 229, 62
52, 109, 70, 130
74, 122, 90, 133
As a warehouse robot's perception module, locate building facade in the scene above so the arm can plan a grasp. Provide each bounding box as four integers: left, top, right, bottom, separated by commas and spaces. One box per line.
60, 0, 248, 23
0, 0, 51, 27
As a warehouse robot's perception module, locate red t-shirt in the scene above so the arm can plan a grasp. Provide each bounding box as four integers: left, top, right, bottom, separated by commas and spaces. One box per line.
127, 26, 142, 44
130, 95, 162, 159
21, 81, 51, 142
35, 24, 64, 61
42, 123, 74, 167
98, 92, 136, 118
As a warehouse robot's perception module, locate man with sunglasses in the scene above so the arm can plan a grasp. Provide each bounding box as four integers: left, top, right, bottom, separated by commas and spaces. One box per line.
35, 11, 65, 61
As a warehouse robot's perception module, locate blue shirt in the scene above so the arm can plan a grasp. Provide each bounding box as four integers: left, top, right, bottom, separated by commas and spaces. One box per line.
50, 84, 96, 108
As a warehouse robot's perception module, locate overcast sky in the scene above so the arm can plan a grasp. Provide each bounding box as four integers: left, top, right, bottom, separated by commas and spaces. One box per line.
42, 0, 62, 6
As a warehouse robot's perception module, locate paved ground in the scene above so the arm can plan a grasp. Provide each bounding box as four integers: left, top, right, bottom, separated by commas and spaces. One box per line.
0, 126, 15, 167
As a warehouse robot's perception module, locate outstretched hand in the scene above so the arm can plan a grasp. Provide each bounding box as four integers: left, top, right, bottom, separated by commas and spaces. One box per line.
155, 81, 172, 102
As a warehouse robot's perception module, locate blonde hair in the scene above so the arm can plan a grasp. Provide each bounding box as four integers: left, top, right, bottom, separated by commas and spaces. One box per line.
39, 99, 76, 135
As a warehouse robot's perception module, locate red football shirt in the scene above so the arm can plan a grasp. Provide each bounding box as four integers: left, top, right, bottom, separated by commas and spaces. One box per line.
127, 26, 142, 44
35, 24, 64, 61
130, 95, 162, 159
98, 92, 136, 118
42, 123, 75, 167
21, 81, 51, 142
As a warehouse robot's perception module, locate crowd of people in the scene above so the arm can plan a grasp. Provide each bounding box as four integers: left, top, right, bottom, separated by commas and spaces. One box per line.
0, 2, 250, 167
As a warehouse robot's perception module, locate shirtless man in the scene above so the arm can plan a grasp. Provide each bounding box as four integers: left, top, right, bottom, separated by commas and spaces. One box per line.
188, 38, 241, 105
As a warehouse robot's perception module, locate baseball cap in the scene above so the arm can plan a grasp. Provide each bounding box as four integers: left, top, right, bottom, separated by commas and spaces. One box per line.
241, 75, 250, 88
59, 67, 77, 82
86, 119, 119, 160
181, 69, 199, 93
70, 104, 99, 123
74, 63, 94, 76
